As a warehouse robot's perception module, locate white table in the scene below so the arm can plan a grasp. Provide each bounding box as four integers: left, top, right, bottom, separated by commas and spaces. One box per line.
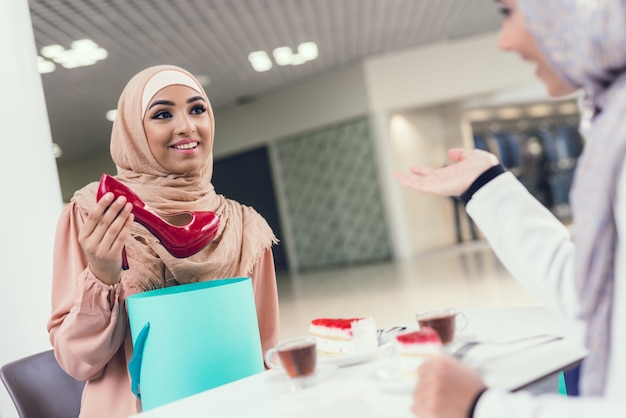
129, 306, 587, 418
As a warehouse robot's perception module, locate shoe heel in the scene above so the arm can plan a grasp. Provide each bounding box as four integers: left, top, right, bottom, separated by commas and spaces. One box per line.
98, 173, 220, 259
122, 246, 129, 270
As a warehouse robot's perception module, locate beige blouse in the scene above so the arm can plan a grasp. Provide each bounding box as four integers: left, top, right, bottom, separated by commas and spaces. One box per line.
47, 202, 279, 417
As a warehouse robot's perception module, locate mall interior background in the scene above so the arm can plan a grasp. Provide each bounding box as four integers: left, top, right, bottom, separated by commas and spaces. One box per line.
1, 2, 584, 416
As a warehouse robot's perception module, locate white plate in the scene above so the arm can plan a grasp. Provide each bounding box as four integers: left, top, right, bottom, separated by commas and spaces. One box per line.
317, 341, 393, 367
369, 361, 417, 394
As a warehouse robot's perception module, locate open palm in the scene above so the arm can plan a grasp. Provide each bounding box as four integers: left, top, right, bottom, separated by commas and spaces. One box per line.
394, 148, 500, 197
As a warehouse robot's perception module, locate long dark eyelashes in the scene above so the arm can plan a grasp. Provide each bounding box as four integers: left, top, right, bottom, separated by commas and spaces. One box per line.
191, 104, 206, 114
150, 106, 205, 119
499, 6, 511, 17
151, 110, 170, 119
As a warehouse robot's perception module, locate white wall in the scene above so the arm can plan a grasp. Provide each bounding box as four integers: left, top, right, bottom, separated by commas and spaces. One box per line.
0, 1, 64, 417
363, 32, 547, 259
213, 64, 370, 157
362, 33, 537, 112
389, 104, 468, 252
57, 153, 116, 202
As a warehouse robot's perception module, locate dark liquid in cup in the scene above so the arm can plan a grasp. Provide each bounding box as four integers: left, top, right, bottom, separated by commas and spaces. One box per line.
278, 342, 317, 378
418, 314, 456, 344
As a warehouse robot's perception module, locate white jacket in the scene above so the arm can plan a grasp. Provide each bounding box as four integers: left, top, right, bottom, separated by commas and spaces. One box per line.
468, 172, 626, 417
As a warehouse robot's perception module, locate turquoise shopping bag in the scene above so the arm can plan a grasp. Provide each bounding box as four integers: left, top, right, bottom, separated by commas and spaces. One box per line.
126, 277, 264, 411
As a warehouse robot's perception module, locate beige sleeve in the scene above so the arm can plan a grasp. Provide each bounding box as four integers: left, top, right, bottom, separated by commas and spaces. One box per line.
248, 248, 280, 359
47, 203, 128, 381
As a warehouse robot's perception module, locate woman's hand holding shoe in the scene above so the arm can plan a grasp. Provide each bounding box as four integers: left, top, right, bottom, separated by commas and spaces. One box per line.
78, 192, 134, 286
394, 148, 500, 197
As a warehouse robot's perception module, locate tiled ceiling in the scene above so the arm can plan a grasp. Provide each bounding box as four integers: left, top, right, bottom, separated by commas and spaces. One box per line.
28, 0, 502, 163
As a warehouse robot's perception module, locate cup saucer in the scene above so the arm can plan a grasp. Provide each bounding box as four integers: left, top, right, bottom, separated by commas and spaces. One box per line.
266, 364, 338, 391
369, 360, 416, 394
317, 341, 394, 367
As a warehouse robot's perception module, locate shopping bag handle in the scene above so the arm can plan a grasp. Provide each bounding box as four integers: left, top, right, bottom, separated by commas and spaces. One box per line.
128, 322, 150, 399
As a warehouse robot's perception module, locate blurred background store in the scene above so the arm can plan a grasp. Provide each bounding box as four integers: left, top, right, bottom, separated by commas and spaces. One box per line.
3, 2, 582, 415
33, 0, 583, 274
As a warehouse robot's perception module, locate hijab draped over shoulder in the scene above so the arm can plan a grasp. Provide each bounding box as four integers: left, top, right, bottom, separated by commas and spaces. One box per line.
521, 0, 626, 395
72, 65, 276, 291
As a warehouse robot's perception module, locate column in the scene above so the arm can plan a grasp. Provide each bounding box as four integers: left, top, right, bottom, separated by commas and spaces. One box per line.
0, 1, 63, 417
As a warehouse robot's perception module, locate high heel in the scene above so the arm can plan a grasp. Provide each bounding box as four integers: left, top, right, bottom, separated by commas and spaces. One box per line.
122, 246, 129, 270
96, 173, 220, 259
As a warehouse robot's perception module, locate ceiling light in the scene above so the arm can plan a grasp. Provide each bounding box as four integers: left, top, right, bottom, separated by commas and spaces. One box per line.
51, 142, 63, 158
273, 42, 319, 66
248, 51, 272, 72
40, 39, 108, 69
273, 47, 293, 66
106, 109, 117, 122
298, 42, 318, 61
37, 56, 56, 74
290, 55, 306, 65
497, 107, 523, 119
557, 101, 579, 115
251, 41, 319, 71
527, 104, 553, 117
465, 108, 493, 121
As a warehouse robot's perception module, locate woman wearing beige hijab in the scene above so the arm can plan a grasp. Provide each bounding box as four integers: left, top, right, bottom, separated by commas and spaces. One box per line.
47, 65, 279, 417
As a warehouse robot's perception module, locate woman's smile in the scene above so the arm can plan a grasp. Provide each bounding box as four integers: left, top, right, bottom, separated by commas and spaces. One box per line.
143, 84, 213, 174
170, 139, 200, 153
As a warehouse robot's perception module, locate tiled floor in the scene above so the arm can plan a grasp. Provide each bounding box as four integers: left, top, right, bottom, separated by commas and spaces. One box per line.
276, 240, 542, 340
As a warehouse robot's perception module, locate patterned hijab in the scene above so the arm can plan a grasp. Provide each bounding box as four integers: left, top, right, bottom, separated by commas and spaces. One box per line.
521, 0, 626, 395
73, 65, 276, 291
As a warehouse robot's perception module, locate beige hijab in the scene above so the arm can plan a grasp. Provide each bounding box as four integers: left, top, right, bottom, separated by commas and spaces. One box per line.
73, 65, 276, 291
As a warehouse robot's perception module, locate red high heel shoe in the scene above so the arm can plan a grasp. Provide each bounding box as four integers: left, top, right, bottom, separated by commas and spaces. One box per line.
96, 174, 220, 264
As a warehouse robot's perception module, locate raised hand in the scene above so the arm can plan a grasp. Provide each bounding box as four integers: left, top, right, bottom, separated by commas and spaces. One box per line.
412, 355, 487, 418
78, 192, 134, 285
394, 148, 500, 197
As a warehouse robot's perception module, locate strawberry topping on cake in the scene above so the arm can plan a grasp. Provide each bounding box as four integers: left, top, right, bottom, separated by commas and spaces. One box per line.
395, 327, 442, 377
396, 327, 441, 344
309, 317, 378, 357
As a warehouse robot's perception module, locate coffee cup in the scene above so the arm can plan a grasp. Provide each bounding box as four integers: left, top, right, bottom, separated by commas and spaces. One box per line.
415, 308, 468, 344
265, 336, 317, 378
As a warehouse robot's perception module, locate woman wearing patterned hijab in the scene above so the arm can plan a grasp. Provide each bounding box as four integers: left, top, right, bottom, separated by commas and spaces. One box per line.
396, 0, 626, 417
48, 65, 279, 417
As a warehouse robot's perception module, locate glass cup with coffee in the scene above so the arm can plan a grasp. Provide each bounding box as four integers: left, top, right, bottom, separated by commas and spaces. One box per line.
265, 336, 317, 379
415, 308, 468, 344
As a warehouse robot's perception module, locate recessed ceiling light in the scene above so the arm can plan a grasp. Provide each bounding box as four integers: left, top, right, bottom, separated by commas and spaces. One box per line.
497, 107, 523, 119
298, 42, 318, 61
248, 51, 272, 72
527, 104, 553, 117
557, 102, 579, 115
251, 41, 319, 71
106, 109, 117, 122
52, 142, 63, 158
40, 39, 108, 69
272, 46, 293, 66
37, 56, 56, 74
465, 109, 493, 121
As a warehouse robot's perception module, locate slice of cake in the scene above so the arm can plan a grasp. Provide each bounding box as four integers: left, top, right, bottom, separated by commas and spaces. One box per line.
309, 317, 378, 357
395, 327, 442, 377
